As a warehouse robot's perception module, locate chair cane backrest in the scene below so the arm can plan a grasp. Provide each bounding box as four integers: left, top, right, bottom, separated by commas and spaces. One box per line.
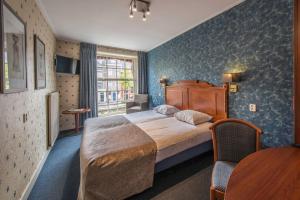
210, 119, 262, 163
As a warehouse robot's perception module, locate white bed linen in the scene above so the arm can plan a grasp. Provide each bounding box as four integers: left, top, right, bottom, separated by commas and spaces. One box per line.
136, 117, 212, 162
125, 110, 169, 124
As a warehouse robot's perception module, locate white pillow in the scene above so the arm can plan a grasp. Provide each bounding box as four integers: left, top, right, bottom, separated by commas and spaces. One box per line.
174, 110, 212, 125
154, 104, 180, 115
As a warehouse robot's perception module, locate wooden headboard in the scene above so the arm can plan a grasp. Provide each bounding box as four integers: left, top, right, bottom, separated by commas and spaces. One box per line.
165, 80, 228, 122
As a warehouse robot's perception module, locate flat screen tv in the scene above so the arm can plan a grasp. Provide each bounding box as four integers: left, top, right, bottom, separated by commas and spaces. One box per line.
56, 55, 80, 74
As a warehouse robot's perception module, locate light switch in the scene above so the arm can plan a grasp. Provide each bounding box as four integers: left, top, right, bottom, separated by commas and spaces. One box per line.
249, 104, 256, 112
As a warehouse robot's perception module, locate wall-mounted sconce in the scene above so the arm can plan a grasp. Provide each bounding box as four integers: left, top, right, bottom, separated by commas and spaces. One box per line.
160, 76, 168, 88
223, 72, 241, 93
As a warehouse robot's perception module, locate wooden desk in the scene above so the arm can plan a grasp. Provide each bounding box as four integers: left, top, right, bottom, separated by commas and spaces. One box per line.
62, 108, 91, 132
225, 147, 300, 200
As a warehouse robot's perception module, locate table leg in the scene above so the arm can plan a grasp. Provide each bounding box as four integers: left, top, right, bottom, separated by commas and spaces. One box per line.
75, 113, 80, 132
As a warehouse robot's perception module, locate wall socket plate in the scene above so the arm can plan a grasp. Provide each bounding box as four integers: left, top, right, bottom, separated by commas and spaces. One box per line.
23, 113, 28, 123
249, 104, 256, 112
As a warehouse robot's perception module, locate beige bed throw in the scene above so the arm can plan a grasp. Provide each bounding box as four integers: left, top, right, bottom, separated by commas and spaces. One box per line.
78, 116, 157, 200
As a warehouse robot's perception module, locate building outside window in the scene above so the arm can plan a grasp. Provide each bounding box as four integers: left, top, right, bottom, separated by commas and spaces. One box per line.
97, 56, 135, 116
98, 92, 105, 103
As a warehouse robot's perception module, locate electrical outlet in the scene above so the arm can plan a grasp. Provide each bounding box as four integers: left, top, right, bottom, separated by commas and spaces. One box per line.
158, 93, 161, 97
23, 113, 28, 123
249, 104, 256, 112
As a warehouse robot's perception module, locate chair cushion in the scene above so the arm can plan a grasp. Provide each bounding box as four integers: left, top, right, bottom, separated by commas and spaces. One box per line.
211, 161, 237, 192
126, 106, 142, 114
129, 106, 141, 110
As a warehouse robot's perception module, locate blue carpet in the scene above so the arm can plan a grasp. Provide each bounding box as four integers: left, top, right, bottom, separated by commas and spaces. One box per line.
28, 131, 213, 200
28, 132, 82, 200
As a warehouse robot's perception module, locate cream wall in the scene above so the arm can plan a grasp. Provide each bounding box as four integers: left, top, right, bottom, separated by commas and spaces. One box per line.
0, 0, 56, 199
56, 40, 80, 131
57, 39, 80, 59
56, 74, 80, 131
98, 45, 138, 58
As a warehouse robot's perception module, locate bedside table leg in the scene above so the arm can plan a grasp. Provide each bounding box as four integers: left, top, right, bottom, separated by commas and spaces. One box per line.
75, 113, 80, 133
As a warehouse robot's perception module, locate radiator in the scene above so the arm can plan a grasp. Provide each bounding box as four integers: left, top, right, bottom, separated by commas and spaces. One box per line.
48, 91, 60, 147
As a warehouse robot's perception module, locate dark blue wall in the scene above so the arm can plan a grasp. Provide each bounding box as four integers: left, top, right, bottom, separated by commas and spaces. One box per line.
147, 0, 294, 147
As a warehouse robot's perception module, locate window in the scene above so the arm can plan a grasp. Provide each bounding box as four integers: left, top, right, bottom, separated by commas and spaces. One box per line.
99, 92, 105, 103
97, 56, 135, 116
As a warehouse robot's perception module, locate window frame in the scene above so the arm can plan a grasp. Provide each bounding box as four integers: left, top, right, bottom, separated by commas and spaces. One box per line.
97, 56, 136, 116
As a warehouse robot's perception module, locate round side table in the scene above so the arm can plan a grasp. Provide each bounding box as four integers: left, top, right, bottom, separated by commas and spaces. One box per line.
225, 147, 300, 200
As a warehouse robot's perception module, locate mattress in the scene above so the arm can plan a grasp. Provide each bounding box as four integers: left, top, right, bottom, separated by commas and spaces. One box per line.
125, 110, 169, 124
136, 117, 212, 162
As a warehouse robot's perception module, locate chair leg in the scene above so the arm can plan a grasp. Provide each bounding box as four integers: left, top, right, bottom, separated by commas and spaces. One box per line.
210, 187, 215, 200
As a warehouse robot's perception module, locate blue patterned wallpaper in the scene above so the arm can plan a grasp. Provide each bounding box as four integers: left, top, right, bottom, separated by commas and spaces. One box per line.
147, 0, 294, 147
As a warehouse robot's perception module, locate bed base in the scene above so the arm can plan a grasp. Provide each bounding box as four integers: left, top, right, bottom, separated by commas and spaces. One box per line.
154, 140, 213, 173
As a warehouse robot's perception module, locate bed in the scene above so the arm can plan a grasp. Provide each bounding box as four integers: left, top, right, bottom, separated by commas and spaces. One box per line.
78, 80, 228, 200
124, 109, 171, 123
136, 117, 212, 163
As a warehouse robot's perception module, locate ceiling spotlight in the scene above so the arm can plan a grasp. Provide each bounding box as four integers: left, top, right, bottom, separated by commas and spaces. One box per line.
146, 7, 150, 15
142, 12, 146, 21
132, 0, 137, 12
129, 8, 134, 18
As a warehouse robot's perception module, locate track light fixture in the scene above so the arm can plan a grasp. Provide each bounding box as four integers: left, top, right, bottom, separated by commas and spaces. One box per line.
129, 0, 150, 21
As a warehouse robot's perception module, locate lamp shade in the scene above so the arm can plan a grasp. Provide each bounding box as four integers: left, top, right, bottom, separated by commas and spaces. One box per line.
223, 72, 241, 83
160, 76, 167, 83
159, 77, 168, 87
160, 79, 165, 83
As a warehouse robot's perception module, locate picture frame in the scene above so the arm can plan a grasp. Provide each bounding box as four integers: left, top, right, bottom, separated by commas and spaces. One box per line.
34, 35, 46, 89
0, 0, 27, 93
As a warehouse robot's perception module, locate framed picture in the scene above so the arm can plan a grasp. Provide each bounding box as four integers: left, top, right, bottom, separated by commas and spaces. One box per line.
0, 0, 27, 93
34, 35, 46, 89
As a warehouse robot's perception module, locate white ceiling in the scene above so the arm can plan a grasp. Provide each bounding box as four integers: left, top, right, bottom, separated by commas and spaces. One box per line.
38, 0, 243, 51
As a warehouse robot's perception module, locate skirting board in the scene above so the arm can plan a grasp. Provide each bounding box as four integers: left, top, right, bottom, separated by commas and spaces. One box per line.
20, 148, 51, 200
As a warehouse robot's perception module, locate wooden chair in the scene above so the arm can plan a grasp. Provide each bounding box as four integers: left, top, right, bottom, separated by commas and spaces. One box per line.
209, 119, 262, 200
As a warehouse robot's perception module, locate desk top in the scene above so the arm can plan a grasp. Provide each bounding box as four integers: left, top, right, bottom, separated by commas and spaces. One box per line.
225, 147, 300, 200
62, 108, 91, 114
